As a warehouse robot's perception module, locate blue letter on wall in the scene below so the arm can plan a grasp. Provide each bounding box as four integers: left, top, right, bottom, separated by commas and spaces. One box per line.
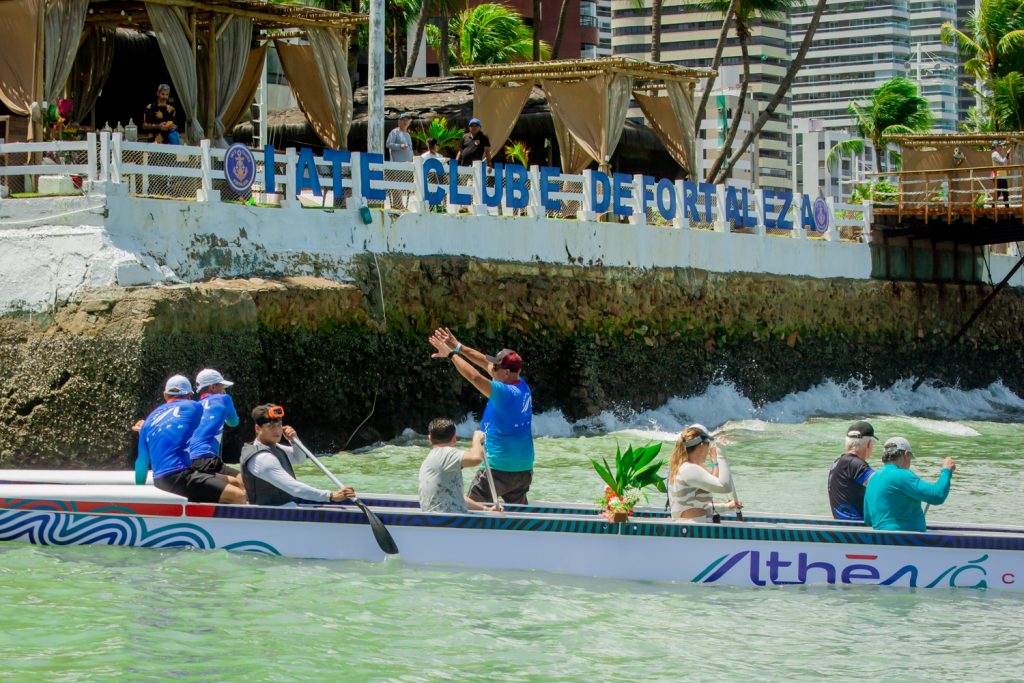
540, 166, 561, 212
422, 157, 446, 206
590, 170, 611, 214
505, 164, 529, 209
264, 144, 276, 193
359, 152, 386, 201
612, 172, 633, 217
448, 159, 472, 206
656, 178, 676, 221
682, 181, 700, 222
323, 149, 350, 203
801, 194, 815, 232
482, 163, 504, 207
296, 147, 322, 197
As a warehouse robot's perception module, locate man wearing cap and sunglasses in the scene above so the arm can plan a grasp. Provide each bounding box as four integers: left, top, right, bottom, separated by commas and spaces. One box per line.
863, 437, 955, 532
456, 118, 490, 167
239, 404, 355, 507
428, 328, 534, 505
135, 374, 247, 504
187, 368, 243, 488
827, 420, 878, 521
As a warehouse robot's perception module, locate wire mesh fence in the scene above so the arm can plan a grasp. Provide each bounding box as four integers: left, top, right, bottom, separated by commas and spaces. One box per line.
121, 147, 202, 200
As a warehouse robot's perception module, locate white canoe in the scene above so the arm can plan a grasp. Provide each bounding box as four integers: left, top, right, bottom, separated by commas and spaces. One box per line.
0, 483, 1020, 591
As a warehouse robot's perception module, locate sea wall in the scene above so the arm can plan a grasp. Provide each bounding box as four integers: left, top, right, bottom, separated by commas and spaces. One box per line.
3, 259, 1024, 469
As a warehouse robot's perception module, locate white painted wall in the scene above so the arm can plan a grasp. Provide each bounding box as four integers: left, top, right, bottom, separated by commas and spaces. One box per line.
1, 186, 1022, 313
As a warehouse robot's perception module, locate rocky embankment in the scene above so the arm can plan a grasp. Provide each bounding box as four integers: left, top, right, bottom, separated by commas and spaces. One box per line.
3, 257, 1024, 468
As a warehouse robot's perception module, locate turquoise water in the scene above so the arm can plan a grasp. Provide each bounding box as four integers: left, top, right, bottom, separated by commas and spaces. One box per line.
2, 380, 1024, 681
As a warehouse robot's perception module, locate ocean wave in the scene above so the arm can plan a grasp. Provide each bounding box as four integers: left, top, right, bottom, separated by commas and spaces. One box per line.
453, 378, 1024, 438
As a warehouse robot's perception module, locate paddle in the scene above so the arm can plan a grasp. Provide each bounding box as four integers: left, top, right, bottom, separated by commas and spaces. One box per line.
290, 436, 399, 556
481, 445, 501, 510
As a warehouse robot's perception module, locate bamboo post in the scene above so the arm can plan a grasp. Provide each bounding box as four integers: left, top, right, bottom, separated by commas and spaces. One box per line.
367, 0, 385, 154
947, 171, 952, 223
970, 170, 975, 225
924, 172, 929, 224
205, 16, 217, 143
898, 175, 904, 222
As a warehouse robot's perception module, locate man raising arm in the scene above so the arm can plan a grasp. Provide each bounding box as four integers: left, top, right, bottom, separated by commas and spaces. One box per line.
428, 328, 534, 505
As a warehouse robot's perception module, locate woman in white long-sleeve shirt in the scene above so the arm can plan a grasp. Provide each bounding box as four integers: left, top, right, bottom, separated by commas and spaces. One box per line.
667, 424, 742, 521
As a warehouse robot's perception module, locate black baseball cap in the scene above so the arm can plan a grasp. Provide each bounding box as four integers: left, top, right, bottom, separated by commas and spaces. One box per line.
847, 420, 875, 440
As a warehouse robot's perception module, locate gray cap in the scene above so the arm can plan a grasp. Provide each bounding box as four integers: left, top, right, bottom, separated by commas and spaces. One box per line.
883, 436, 914, 460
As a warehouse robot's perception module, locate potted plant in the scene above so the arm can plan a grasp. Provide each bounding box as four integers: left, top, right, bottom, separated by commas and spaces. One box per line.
591, 443, 666, 522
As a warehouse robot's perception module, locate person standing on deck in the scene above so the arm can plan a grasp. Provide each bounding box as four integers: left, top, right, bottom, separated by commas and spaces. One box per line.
992, 141, 1012, 208
863, 437, 955, 532
418, 417, 492, 513
827, 420, 877, 520
239, 404, 354, 507
187, 368, 243, 489
136, 375, 246, 504
428, 329, 534, 505
456, 118, 490, 166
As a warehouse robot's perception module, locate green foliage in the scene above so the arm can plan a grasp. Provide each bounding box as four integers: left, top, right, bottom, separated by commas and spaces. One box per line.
504, 140, 530, 166
850, 179, 898, 204
426, 3, 550, 66
591, 443, 666, 498
826, 77, 932, 172
410, 117, 465, 154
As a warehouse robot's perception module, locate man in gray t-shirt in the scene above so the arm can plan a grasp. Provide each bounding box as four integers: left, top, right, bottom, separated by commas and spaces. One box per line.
418, 417, 487, 513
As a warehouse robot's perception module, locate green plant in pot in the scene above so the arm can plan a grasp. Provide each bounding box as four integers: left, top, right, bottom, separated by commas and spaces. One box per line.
592, 443, 666, 522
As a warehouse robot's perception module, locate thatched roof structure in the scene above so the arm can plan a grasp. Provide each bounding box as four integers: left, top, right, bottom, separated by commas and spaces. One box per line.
889, 132, 1024, 148
84, 0, 365, 32
452, 57, 715, 85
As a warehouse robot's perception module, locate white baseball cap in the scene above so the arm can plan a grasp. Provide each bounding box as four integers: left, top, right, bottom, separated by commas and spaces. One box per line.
195, 368, 234, 391
883, 436, 914, 460
164, 374, 193, 396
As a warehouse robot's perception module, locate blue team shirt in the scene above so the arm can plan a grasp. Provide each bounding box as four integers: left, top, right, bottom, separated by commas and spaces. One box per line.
481, 379, 534, 472
135, 399, 204, 482
188, 393, 239, 460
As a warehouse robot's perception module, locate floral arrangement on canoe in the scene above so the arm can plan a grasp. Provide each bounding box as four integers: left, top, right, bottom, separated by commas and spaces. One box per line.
592, 443, 666, 522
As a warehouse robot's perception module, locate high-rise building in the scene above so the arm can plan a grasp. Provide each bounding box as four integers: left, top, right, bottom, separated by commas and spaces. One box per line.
612, 3, 792, 190
909, 0, 959, 132
956, 0, 980, 124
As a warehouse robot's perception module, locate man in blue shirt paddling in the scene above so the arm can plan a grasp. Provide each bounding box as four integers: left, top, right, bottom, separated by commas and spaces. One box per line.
863, 437, 956, 532
136, 375, 247, 504
188, 368, 242, 488
429, 328, 535, 504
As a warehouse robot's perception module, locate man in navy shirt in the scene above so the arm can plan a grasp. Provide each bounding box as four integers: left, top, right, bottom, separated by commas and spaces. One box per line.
136, 375, 246, 504
188, 368, 242, 489
429, 328, 534, 504
827, 420, 877, 520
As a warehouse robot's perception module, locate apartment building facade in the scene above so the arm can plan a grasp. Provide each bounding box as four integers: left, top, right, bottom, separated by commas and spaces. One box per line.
612, 2, 793, 191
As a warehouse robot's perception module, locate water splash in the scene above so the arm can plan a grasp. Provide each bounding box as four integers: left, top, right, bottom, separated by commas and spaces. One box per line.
459, 378, 1024, 438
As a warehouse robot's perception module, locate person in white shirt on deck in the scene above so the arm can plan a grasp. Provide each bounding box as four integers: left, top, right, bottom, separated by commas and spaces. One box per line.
239, 404, 354, 507
667, 424, 742, 522
419, 137, 447, 162
992, 141, 1012, 207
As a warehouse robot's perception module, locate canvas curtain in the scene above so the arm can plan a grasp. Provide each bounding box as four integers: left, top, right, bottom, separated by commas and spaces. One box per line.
211, 15, 252, 146
307, 27, 353, 149
0, 0, 38, 116
68, 25, 116, 125
473, 80, 533, 161
634, 92, 689, 175
542, 73, 632, 173
222, 44, 267, 134
551, 113, 592, 175
276, 36, 352, 150
44, 0, 88, 103
146, 2, 203, 142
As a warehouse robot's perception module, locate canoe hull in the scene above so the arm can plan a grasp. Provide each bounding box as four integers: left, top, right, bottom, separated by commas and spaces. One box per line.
0, 490, 1020, 591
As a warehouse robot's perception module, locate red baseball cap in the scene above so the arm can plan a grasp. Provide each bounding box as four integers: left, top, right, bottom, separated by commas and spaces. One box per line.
485, 349, 523, 372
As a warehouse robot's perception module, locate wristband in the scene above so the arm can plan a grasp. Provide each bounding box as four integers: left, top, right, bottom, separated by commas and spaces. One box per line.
447, 350, 455, 359
454, 343, 462, 355
709, 463, 718, 468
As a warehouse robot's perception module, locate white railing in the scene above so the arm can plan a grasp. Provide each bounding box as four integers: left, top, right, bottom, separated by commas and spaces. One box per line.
0, 133, 871, 242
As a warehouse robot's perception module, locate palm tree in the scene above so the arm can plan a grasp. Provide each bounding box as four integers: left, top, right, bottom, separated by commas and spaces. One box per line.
405, 0, 463, 76
427, 4, 550, 66
533, 0, 542, 60
941, 0, 1024, 131
700, 0, 791, 183
694, 0, 739, 138
825, 77, 933, 174
713, 0, 829, 184
992, 71, 1024, 130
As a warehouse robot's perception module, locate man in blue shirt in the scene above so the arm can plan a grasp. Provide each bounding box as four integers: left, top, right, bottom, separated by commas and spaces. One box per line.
429, 328, 534, 504
863, 436, 956, 532
135, 375, 247, 504
188, 368, 242, 488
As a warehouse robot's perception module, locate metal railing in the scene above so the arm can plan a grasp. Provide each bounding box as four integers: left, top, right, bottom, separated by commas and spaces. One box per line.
0, 133, 871, 244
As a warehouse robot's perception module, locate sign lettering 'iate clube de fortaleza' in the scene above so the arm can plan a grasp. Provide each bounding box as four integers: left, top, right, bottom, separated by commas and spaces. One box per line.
248, 144, 831, 233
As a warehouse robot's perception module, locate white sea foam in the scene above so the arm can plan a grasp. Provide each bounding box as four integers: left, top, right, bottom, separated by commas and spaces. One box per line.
511, 378, 1024, 438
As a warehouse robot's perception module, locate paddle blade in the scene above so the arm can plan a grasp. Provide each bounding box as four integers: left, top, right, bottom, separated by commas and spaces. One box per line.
354, 499, 399, 555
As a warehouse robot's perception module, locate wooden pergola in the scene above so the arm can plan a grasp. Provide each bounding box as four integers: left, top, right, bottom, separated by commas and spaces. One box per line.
451, 58, 715, 175
452, 57, 715, 84
888, 132, 1024, 149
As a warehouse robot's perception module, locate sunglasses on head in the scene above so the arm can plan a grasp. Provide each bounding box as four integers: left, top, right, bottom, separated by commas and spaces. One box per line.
256, 405, 285, 425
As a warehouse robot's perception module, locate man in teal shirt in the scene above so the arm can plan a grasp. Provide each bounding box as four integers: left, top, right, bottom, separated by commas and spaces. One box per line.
863, 437, 956, 532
